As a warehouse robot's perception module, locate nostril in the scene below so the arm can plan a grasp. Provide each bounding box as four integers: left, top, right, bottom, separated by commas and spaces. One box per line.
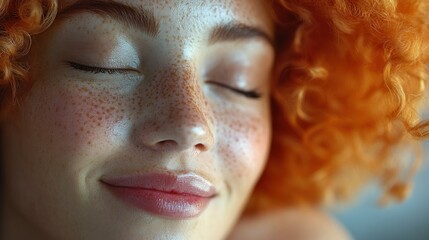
195, 143, 206, 152
155, 140, 207, 152
154, 140, 178, 150
136, 119, 214, 152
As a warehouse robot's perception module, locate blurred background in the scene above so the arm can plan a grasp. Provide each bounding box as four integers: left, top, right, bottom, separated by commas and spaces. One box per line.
332, 142, 429, 240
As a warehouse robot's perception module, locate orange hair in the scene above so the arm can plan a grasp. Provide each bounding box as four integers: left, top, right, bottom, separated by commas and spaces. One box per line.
248, 0, 429, 211
1, 0, 429, 212
0, 0, 56, 116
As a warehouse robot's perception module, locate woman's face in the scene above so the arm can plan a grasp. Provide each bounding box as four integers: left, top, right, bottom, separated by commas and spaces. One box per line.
2, 0, 274, 239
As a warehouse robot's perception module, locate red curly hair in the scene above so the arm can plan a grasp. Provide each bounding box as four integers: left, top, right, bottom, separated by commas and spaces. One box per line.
0, 0, 56, 116
1, 0, 429, 212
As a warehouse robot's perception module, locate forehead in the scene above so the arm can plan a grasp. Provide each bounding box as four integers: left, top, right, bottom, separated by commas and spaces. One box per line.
58, 0, 274, 34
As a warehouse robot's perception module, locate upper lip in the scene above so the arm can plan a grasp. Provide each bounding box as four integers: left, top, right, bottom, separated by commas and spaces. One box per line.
101, 172, 217, 198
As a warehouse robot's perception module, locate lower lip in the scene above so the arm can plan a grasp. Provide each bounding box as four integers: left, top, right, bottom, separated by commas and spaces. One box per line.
104, 185, 211, 219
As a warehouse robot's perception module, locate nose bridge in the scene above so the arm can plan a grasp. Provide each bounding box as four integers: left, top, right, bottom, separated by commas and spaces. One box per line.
157, 59, 203, 116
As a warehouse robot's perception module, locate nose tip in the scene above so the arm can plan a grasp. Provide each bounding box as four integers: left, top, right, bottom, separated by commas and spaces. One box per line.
152, 125, 214, 152
135, 110, 215, 153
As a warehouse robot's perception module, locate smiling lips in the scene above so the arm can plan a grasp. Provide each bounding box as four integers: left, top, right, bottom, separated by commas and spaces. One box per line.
101, 173, 217, 219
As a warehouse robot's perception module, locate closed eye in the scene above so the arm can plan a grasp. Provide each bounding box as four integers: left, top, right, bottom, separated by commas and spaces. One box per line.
66, 61, 136, 74
67, 62, 262, 99
206, 81, 262, 99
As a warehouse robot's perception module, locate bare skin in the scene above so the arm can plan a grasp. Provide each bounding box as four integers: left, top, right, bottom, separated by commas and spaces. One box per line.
1, 0, 274, 239
228, 208, 352, 240
1, 0, 351, 240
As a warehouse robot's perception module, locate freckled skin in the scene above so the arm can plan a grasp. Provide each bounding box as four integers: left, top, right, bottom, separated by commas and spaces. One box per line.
1, 0, 275, 240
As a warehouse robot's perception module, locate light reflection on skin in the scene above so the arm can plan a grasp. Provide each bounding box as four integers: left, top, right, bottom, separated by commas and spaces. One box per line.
1, 0, 275, 240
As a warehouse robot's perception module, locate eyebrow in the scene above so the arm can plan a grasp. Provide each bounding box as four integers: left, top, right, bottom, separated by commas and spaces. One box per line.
58, 0, 159, 36
209, 23, 274, 47
57, 0, 273, 46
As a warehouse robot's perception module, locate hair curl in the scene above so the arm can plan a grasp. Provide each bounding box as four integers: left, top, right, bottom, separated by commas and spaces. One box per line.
248, 0, 429, 212
0, 0, 56, 117
1, 0, 429, 212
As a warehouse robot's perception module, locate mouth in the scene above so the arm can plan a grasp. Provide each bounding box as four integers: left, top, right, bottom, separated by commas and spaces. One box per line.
100, 172, 217, 219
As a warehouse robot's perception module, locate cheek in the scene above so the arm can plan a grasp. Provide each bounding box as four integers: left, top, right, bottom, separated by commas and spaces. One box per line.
25, 80, 130, 156
215, 107, 271, 181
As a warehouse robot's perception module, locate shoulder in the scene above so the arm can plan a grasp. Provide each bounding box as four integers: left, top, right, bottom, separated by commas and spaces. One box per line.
227, 208, 352, 240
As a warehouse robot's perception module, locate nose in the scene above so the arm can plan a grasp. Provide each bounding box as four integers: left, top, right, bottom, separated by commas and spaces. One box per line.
134, 64, 214, 153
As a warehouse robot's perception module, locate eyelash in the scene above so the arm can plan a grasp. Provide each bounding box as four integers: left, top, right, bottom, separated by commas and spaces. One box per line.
67, 62, 262, 99
206, 81, 262, 99
67, 61, 129, 74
